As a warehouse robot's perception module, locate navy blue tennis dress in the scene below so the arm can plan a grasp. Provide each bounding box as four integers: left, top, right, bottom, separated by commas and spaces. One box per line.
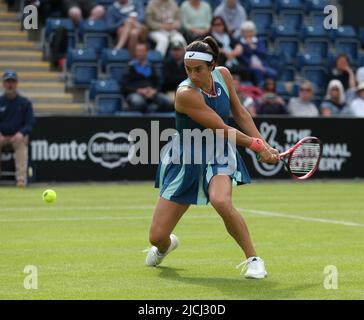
155, 68, 251, 205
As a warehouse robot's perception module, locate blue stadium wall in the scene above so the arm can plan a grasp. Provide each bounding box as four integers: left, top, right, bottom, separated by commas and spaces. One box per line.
1, 116, 358, 182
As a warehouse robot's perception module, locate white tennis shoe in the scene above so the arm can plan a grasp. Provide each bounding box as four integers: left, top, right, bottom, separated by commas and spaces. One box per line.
145, 234, 179, 267
236, 256, 267, 279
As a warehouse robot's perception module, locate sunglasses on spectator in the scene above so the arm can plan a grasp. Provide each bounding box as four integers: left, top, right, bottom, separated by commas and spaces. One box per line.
213, 22, 223, 26
300, 87, 312, 92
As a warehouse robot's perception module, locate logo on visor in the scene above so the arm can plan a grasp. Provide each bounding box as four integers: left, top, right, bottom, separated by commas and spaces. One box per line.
188, 53, 195, 58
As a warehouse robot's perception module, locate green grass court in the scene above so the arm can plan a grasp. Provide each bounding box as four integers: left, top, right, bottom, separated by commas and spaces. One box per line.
0, 181, 363, 300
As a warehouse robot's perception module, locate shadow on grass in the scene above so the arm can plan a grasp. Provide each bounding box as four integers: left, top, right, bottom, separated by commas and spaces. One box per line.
157, 266, 318, 299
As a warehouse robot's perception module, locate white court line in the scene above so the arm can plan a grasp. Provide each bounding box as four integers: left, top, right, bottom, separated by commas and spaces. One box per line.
238, 208, 364, 227
0, 205, 155, 212
0, 205, 363, 227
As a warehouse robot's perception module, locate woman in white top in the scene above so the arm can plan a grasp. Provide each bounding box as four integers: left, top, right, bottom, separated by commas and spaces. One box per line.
349, 82, 364, 117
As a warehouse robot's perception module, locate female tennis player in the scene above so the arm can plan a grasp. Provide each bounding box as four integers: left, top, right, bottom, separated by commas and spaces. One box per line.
145, 36, 279, 279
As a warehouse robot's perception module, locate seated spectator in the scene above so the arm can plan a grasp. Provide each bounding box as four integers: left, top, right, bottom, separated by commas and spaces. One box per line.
320, 80, 348, 116
287, 81, 319, 116
213, 0, 247, 39
237, 21, 277, 85
0, 70, 35, 187
162, 39, 187, 94
63, 0, 105, 27
180, 0, 212, 43
145, 0, 186, 57
204, 16, 242, 71
124, 43, 174, 113
356, 66, 364, 84
349, 82, 364, 117
233, 75, 262, 117
257, 78, 287, 115
105, 0, 148, 54
327, 53, 356, 92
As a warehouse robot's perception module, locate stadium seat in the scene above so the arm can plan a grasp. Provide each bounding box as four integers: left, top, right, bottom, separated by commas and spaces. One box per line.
358, 27, 364, 49
309, 12, 327, 27
279, 11, 304, 30
279, 67, 296, 81
304, 40, 329, 59
275, 38, 299, 65
335, 40, 360, 61
79, 20, 112, 54
43, 18, 76, 59
304, 0, 330, 14
301, 67, 328, 93
300, 25, 329, 41
245, 0, 274, 14
100, 48, 131, 85
276, 80, 290, 97
271, 24, 299, 40
297, 53, 325, 70
249, 11, 273, 36
330, 25, 357, 42
276, 0, 302, 13
266, 51, 286, 73
300, 25, 330, 58
96, 0, 114, 6
88, 79, 124, 114
66, 48, 99, 88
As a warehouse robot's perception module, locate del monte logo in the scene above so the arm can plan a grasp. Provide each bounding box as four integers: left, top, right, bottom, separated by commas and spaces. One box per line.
88, 132, 133, 169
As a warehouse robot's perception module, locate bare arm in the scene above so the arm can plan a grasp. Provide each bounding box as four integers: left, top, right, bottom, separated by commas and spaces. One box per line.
175, 85, 277, 163
219, 67, 279, 157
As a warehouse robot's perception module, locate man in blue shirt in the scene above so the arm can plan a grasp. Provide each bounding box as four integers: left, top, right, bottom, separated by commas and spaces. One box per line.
0, 70, 35, 187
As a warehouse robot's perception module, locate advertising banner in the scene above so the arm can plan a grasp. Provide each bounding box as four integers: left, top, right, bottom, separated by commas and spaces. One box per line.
12, 116, 361, 182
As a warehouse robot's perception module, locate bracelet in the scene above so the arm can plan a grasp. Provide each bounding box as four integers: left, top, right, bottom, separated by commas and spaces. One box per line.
249, 137, 265, 153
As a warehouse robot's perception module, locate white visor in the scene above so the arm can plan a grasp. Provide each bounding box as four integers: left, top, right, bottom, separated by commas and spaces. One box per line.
184, 51, 213, 62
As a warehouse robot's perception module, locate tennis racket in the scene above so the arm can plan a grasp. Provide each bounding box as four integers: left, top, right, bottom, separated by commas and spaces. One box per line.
258, 136, 323, 180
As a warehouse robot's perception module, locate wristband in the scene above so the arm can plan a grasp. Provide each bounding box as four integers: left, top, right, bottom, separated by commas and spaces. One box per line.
249, 138, 264, 153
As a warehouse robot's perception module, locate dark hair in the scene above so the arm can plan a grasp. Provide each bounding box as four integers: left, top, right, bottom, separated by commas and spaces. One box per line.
335, 53, 349, 65
210, 16, 228, 34
185, 36, 219, 69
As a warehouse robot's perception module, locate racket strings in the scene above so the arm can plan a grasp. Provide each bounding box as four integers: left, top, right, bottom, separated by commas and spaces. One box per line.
289, 142, 321, 175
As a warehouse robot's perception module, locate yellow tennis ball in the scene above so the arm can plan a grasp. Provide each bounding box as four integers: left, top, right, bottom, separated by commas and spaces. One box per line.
42, 189, 56, 203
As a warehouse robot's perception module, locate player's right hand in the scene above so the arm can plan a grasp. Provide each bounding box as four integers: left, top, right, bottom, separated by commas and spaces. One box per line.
257, 146, 279, 164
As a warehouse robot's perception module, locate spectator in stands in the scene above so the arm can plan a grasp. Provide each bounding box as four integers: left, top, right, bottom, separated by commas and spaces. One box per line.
348, 82, 364, 117
204, 16, 242, 71
237, 21, 277, 86
327, 53, 356, 92
145, 0, 186, 57
63, 0, 105, 27
0, 70, 35, 188
124, 43, 174, 113
213, 0, 247, 39
162, 39, 187, 94
233, 75, 261, 117
105, 0, 148, 54
257, 78, 287, 115
287, 81, 319, 116
180, 0, 212, 43
320, 79, 348, 116
356, 66, 364, 84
